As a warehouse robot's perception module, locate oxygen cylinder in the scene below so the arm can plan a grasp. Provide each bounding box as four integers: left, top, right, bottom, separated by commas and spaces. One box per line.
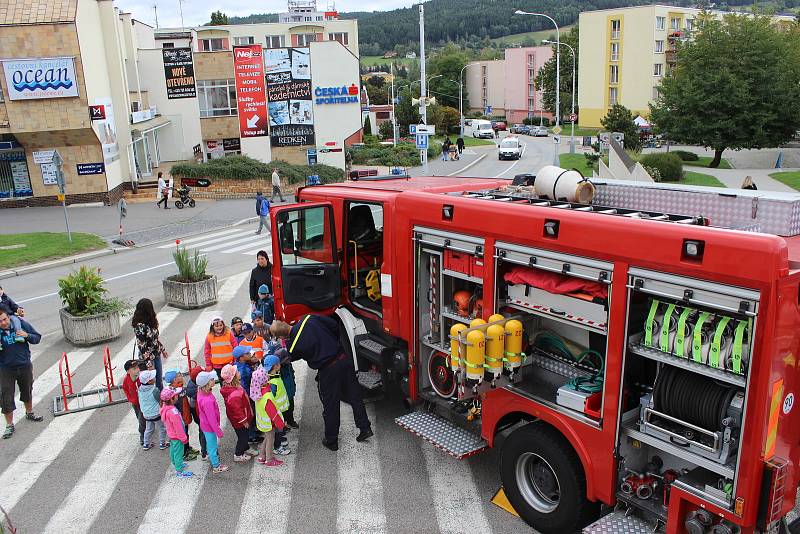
465, 329, 485, 381
449, 323, 468, 372
504, 319, 524, 371
488, 313, 505, 324
485, 324, 505, 378
470, 318, 487, 330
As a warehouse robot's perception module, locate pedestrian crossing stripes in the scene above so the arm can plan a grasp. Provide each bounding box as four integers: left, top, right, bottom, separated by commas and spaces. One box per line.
158, 228, 272, 256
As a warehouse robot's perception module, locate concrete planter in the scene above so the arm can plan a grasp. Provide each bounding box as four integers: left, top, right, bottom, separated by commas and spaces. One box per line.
163, 275, 218, 310
60, 308, 122, 346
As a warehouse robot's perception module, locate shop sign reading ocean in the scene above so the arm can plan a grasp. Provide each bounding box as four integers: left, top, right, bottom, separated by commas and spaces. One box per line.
2, 57, 79, 101
314, 84, 359, 105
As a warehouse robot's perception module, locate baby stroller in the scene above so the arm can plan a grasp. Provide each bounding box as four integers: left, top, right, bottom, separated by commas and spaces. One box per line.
174, 185, 196, 209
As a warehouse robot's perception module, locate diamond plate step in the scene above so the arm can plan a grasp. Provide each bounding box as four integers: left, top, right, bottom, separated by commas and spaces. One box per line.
357, 369, 382, 390
395, 411, 488, 459
583, 510, 655, 534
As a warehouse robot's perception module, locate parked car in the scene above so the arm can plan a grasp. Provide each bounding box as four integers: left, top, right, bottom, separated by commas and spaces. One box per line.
530, 126, 549, 137
509, 124, 530, 135
498, 136, 523, 160
491, 120, 507, 132
472, 119, 494, 139
464, 118, 474, 127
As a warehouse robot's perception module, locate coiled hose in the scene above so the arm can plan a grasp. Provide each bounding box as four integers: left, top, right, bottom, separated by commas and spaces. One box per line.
652, 366, 737, 432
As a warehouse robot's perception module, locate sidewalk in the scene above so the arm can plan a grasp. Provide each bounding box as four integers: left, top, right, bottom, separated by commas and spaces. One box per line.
692, 168, 798, 193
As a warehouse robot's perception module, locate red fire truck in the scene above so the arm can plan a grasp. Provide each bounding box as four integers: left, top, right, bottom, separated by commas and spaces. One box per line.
269, 170, 800, 534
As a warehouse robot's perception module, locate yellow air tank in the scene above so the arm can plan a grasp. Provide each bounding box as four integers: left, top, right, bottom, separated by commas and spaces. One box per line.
470, 318, 487, 330
449, 323, 468, 372
488, 313, 505, 324
504, 319, 524, 371
485, 324, 505, 378
465, 329, 486, 381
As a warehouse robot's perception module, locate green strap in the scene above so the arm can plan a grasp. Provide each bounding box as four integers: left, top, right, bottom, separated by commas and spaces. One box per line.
731, 319, 748, 374
675, 307, 692, 358
692, 311, 712, 363
484, 356, 502, 363
659, 303, 677, 352
709, 316, 732, 369
644, 300, 660, 347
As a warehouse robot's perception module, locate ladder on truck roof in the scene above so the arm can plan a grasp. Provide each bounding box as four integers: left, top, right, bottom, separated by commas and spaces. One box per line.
452, 189, 709, 226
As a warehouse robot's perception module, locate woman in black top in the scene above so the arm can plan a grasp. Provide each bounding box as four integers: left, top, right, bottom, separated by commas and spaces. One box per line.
249, 250, 273, 306
132, 298, 168, 389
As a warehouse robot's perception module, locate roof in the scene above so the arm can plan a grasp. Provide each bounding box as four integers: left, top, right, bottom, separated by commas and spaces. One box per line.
0, 0, 76, 24
316, 176, 506, 193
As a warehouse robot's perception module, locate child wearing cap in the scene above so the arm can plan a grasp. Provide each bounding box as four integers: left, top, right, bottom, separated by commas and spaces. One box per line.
230, 317, 245, 344
204, 316, 238, 380
237, 323, 267, 362
164, 370, 199, 461
160, 388, 194, 478
253, 285, 275, 325
186, 366, 207, 460
251, 311, 270, 340
220, 364, 255, 462
138, 369, 167, 451
122, 360, 147, 446
196, 371, 229, 473
250, 358, 285, 467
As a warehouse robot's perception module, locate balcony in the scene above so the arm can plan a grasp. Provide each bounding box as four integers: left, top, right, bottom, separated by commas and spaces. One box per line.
665, 50, 677, 64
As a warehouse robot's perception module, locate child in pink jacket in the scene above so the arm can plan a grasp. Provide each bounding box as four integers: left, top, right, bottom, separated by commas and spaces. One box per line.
160, 388, 193, 478
195, 371, 228, 474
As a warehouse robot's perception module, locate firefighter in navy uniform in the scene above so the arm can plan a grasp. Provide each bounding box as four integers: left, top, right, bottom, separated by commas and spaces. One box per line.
270, 315, 373, 451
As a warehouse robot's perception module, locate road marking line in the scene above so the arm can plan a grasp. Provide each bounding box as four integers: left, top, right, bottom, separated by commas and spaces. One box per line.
227, 237, 272, 254
39, 410, 138, 534
234, 363, 309, 534
493, 156, 524, 178
156, 228, 240, 248
0, 309, 179, 512
200, 233, 269, 253
447, 154, 487, 177
240, 246, 274, 257
423, 441, 492, 534
337, 403, 386, 534
13, 349, 94, 424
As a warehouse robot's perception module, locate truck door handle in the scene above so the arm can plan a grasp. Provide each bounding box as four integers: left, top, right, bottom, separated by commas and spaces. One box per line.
308, 269, 325, 277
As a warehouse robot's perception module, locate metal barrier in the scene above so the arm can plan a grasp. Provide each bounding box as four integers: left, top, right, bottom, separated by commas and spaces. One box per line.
181, 332, 198, 371
53, 346, 127, 417
58, 352, 75, 412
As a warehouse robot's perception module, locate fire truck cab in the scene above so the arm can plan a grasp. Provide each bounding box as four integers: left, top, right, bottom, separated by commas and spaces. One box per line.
270, 171, 800, 534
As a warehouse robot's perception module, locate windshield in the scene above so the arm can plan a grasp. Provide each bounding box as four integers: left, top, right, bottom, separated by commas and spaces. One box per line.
500, 139, 518, 148
478, 123, 492, 130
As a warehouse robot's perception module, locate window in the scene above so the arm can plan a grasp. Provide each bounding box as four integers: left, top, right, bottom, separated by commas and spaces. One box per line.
610, 42, 619, 61
671, 17, 680, 30
233, 36, 255, 45
654, 40, 664, 53
653, 63, 663, 77
265, 34, 286, 49
528, 98, 535, 111
611, 19, 621, 40
277, 206, 336, 266
609, 64, 619, 84
609, 87, 618, 106
528, 68, 535, 83
328, 32, 349, 45
200, 38, 227, 51
653, 85, 660, 100
316, 16, 323, 21
131, 101, 141, 112
296, 33, 317, 47
304, 16, 312, 21
197, 79, 237, 117
685, 19, 694, 31
656, 16, 666, 30
162, 42, 175, 48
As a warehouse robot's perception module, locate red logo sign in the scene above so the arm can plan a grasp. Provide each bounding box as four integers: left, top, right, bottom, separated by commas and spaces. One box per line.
89, 105, 105, 120
233, 45, 268, 138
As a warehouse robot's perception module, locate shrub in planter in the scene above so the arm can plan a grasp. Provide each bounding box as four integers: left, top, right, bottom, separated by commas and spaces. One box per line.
639, 152, 683, 182
163, 243, 217, 309
58, 265, 129, 345
672, 150, 699, 162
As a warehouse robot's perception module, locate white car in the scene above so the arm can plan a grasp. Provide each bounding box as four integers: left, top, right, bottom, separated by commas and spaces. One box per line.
472, 119, 494, 139
498, 137, 523, 160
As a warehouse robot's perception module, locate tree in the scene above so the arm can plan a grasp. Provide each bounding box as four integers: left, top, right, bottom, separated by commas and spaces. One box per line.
427, 43, 468, 109
395, 86, 420, 133
365, 83, 389, 105
650, 13, 800, 167
601, 104, 642, 152
534, 26, 579, 122
378, 120, 394, 140
363, 115, 373, 136
437, 106, 461, 134
210, 10, 229, 25
367, 75, 386, 88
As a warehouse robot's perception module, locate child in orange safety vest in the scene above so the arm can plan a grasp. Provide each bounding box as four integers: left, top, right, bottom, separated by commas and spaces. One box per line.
204, 315, 238, 380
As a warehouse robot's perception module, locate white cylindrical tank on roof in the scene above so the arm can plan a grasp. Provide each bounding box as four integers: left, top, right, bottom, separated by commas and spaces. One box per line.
535, 165, 596, 204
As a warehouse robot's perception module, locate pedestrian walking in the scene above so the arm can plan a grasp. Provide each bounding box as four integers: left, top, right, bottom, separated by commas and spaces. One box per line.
456, 136, 465, 155
220, 364, 255, 462
255, 191, 271, 235
122, 359, 147, 447
441, 137, 451, 161
742, 176, 758, 190
0, 311, 42, 439
204, 316, 237, 379
196, 371, 229, 473
249, 251, 273, 309
132, 298, 168, 389
269, 315, 373, 452
156, 172, 170, 209
271, 168, 285, 202
138, 369, 167, 451
160, 388, 194, 478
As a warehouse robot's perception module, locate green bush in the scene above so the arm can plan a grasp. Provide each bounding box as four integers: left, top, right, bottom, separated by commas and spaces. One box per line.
524, 117, 550, 126
170, 155, 343, 185
643, 165, 663, 182
350, 142, 423, 167
58, 265, 130, 317
639, 152, 684, 182
172, 245, 209, 282
672, 150, 699, 162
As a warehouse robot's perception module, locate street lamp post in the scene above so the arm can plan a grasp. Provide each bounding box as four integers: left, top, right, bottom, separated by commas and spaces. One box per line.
459, 64, 478, 137
515, 10, 560, 167
543, 39, 576, 154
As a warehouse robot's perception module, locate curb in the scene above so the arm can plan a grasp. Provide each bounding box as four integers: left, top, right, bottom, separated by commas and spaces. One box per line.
0, 247, 127, 280
448, 154, 487, 176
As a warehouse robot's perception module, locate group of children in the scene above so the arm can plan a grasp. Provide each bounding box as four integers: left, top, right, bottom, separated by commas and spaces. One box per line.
121, 301, 297, 478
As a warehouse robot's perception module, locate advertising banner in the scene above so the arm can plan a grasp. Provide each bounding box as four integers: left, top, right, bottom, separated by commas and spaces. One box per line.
76, 162, 105, 175
2, 57, 79, 100
162, 48, 196, 99
90, 97, 119, 164
233, 45, 268, 138
264, 48, 315, 147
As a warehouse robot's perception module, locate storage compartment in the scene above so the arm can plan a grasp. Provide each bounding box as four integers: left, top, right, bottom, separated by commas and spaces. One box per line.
507, 283, 607, 329
444, 249, 471, 276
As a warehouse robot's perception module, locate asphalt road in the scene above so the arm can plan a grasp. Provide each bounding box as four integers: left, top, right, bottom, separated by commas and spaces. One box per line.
0, 222, 533, 534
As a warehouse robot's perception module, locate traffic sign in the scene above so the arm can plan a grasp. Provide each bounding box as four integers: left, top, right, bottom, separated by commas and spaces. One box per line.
553, 135, 561, 145
415, 134, 429, 150
409, 124, 417, 135
57, 193, 65, 202
415, 124, 435, 135
552, 125, 562, 135
569, 113, 577, 122
484, 106, 492, 115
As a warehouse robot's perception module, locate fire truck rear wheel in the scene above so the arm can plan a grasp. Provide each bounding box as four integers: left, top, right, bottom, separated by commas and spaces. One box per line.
500, 423, 597, 533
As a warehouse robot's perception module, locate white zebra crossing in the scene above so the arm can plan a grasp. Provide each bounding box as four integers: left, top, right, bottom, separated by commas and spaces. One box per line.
199, 233, 269, 253
159, 229, 271, 257
226, 236, 272, 254
157, 228, 241, 248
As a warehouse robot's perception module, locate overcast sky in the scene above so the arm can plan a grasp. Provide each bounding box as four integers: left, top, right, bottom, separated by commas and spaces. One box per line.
115, 0, 416, 28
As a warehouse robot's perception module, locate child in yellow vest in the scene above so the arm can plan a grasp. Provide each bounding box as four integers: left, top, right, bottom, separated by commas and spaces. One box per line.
250, 356, 286, 467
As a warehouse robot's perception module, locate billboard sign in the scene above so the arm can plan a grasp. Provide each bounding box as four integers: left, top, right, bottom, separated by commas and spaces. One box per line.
162, 48, 196, 99
233, 45, 268, 138
264, 47, 315, 147
2, 57, 79, 100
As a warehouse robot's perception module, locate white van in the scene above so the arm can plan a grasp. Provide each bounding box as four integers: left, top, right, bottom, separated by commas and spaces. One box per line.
472, 119, 494, 139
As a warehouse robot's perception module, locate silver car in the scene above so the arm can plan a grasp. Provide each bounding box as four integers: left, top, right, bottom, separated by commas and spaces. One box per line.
498, 137, 523, 160
530, 126, 549, 137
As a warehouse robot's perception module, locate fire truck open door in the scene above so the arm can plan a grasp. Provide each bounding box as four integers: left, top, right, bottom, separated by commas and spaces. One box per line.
271, 202, 342, 322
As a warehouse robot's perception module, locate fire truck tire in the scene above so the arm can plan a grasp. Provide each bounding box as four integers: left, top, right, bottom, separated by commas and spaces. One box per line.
500, 423, 597, 533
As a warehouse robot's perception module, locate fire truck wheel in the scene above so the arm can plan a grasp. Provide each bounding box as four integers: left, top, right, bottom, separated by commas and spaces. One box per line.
500, 423, 597, 533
